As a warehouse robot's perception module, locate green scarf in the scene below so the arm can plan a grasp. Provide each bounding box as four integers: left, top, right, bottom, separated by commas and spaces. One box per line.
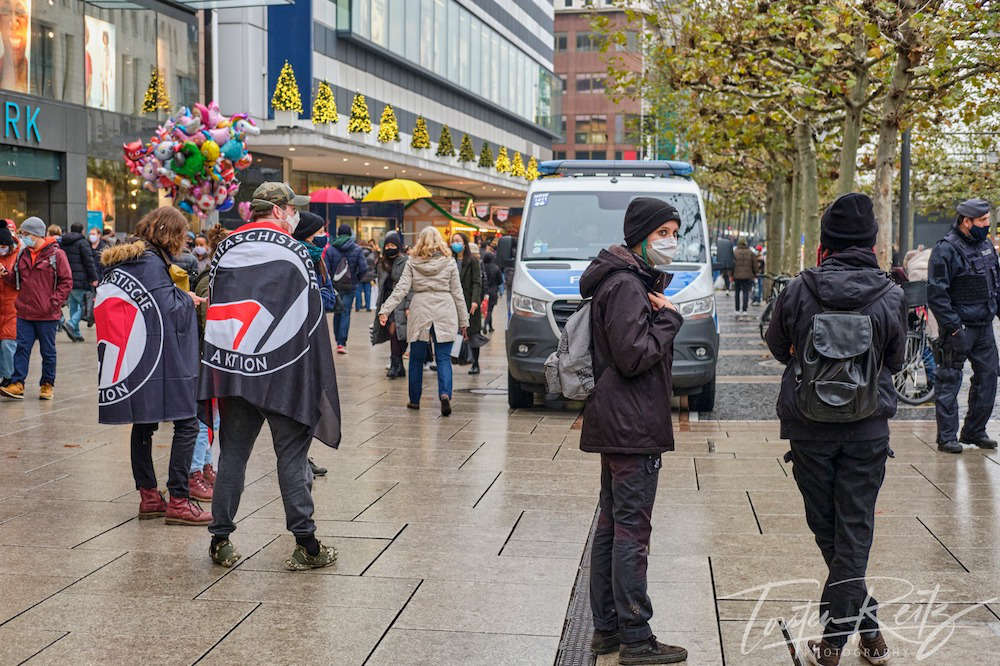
304, 242, 324, 265
331, 234, 352, 248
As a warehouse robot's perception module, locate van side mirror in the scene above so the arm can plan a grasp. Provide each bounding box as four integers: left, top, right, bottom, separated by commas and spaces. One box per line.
497, 236, 516, 270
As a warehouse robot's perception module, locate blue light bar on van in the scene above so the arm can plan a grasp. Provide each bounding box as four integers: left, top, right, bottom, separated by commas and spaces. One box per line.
538, 160, 694, 178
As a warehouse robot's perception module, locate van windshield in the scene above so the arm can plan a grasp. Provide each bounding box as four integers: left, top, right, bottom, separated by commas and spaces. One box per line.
522, 191, 706, 263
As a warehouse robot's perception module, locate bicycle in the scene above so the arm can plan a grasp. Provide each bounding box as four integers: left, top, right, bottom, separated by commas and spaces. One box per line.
759, 274, 792, 341
893, 279, 936, 405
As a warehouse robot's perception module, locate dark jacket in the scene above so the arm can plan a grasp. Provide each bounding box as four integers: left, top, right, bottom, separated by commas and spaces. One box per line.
579, 245, 684, 455
733, 246, 757, 280
373, 254, 409, 343
4, 238, 72, 320
458, 254, 483, 336
324, 238, 366, 292
765, 247, 906, 441
360, 248, 377, 283
97, 241, 199, 424
60, 232, 98, 290
174, 248, 200, 285
483, 255, 503, 295
90, 239, 107, 281
716, 238, 734, 269
927, 228, 1000, 334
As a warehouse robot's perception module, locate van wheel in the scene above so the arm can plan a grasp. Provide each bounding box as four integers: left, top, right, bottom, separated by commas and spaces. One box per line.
687, 379, 716, 413
508, 372, 534, 409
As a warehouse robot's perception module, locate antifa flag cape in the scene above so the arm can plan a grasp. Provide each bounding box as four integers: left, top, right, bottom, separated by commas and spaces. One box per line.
96, 242, 199, 424
198, 222, 342, 448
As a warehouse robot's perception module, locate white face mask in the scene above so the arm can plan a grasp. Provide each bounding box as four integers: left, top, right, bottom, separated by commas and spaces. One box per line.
646, 236, 678, 265
285, 209, 300, 234
89, 233, 99, 243
0, 246, 9, 255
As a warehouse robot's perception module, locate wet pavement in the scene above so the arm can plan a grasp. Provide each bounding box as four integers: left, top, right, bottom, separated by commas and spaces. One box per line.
1, 297, 999, 664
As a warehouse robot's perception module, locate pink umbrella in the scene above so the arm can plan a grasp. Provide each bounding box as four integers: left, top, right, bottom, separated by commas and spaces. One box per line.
309, 188, 355, 204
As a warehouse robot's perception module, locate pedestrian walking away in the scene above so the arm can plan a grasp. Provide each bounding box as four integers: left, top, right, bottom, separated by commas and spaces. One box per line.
59, 222, 99, 342
356, 241, 377, 312
379, 226, 469, 417
482, 250, 503, 334
927, 197, 999, 454
766, 192, 906, 666
0, 221, 19, 386
325, 223, 366, 354
452, 232, 483, 374
0, 216, 72, 401
580, 196, 687, 665
96, 207, 211, 526
200, 182, 342, 571
732, 237, 756, 316
372, 231, 410, 380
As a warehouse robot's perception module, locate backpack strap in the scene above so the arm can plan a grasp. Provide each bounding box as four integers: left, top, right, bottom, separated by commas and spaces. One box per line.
800, 276, 895, 314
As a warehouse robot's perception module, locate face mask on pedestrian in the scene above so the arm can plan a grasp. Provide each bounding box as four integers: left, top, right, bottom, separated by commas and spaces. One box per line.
970, 224, 989, 242
0, 246, 9, 255
384, 246, 399, 259
193, 245, 208, 258
312, 234, 328, 249
20, 235, 36, 248
89, 232, 99, 243
280, 206, 300, 234
644, 235, 677, 266
451, 242, 464, 255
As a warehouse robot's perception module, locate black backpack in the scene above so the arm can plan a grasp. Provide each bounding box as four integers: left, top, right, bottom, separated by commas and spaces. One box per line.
329, 246, 355, 292
794, 281, 894, 423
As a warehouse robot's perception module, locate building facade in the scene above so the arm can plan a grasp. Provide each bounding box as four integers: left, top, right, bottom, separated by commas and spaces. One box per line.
217, 0, 560, 240
0, 0, 201, 232
552, 1, 642, 161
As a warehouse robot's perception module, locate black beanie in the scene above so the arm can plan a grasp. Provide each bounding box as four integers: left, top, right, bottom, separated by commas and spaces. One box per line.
0, 226, 12, 247
820, 193, 878, 251
623, 197, 681, 248
382, 230, 403, 250
337, 224, 353, 237
292, 211, 325, 241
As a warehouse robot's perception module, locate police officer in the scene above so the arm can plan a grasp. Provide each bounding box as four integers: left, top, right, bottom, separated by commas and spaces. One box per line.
927, 198, 1000, 454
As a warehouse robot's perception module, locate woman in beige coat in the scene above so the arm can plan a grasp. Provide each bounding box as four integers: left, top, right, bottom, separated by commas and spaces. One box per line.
379, 226, 469, 415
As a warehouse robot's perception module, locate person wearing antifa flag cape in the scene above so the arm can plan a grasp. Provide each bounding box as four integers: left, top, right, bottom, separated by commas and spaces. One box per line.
200, 182, 342, 571
96, 207, 211, 526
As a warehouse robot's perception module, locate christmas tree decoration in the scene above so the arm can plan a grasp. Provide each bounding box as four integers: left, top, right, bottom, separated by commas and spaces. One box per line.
271, 61, 303, 113
142, 67, 170, 113
458, 133, 475, 163
348, 93, 372, 133
510, 151, 526, 178
478, 141, 494, 167
377, 104, 400, 142
436, 125, 455, 157
494, 146, 511, 174
411, 116, 431, 149
525, 156, 540, 181
311, 81, 338, 125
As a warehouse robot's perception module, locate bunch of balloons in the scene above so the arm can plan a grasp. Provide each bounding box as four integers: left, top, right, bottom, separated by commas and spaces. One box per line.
123, 101, 260, 218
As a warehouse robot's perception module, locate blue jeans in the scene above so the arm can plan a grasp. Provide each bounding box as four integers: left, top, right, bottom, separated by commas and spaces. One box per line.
334, 289, 355, 346
355, 282, 372, 310
66, 288, 88, 337
408, 338, 454, 404
0, 338, 16, 381
753, 276, 764, 303
191, 404, 220, 473
12, 319, 58, 385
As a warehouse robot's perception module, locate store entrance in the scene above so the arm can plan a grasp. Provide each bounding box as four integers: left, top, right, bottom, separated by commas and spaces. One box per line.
0, 180, 51, 225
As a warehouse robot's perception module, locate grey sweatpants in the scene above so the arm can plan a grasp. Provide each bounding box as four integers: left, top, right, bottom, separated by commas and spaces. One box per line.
209, 396, 316, 538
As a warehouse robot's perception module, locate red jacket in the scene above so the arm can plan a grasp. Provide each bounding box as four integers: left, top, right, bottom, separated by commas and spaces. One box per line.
2, 237, 72, 321
0, 240, 17, 339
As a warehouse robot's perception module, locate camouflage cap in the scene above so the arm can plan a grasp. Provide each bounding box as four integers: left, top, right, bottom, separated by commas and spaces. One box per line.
250, 182, 310, 212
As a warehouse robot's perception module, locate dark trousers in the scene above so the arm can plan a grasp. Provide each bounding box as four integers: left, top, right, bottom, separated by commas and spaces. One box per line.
734, 279, 753, 312
209, 396, 316, 538
130, 418, 199, 498
934, 324, 997, 443
485, 290, 498, 330
590, 453, 661, 644
790, 438, 889, 649
11, 319, 58, 385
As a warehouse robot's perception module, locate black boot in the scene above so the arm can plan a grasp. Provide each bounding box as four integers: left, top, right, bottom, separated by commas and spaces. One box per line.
619, 636, 687, 665
591, 629, 620, 655
469, 348, 480, 375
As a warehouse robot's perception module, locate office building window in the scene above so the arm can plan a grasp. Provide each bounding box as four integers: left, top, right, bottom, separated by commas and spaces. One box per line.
558, 74, 567, 92
574, 115, 607, 144
553, 151, 567, 160
554, 32, 567, 52
576, 32, 599, 51
575, 73, 605, 94
575, 150, 607, 159
615, 114, 642, 144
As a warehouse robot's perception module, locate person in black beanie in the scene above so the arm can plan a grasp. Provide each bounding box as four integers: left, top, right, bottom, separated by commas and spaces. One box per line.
927, 197, 999, 454
766, 192, 905, 665
579, 196, 688, 664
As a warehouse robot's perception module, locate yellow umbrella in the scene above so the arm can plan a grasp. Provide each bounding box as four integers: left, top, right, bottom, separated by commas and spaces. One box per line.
362, 178, 432, 202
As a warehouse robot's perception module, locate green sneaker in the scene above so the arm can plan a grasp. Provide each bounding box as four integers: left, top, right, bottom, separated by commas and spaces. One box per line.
284, 543, 337, 571
210, 538, 242, 568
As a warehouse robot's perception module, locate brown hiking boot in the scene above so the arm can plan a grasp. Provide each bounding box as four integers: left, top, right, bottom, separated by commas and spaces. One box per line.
188, 471, 213, 502
0, 382, 24, 399
202, 463, 217, 485
806, 639, 841, 666
38, 383, 53, 400
165, 496, 212, 526
859, 632, 891, 665
138, 488, 167, 519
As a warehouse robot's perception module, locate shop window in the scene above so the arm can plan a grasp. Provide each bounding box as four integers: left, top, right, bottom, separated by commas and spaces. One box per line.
86, 157, 158, 234
157, 14, 199, 112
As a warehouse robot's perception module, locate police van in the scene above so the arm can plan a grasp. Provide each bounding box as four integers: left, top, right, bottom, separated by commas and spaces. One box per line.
498, 160, 719, 411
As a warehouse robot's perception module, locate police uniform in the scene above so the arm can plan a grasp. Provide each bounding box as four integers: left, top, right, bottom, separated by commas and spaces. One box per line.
927, 198, 1000, 452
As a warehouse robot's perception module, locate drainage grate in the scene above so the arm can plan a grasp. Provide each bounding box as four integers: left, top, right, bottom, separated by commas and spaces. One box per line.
555, 506, 600, 666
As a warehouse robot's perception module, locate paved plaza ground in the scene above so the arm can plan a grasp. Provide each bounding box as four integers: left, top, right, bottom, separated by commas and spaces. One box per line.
2, 296, 1000, 665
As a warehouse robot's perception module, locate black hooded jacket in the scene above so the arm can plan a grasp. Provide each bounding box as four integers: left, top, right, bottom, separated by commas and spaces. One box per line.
60, 232, 98, 290
765, 247, 906, 441
579, 245, 684, 455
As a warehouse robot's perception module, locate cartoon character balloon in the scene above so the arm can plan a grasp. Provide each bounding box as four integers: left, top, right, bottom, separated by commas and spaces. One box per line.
123, 101, 256, 219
